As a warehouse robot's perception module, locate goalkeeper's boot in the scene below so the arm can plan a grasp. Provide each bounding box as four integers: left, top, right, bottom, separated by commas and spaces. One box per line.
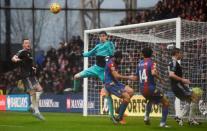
188, 119, 201, 126
144, 117, 150, 125
33, 113, 45, 121
174, 116, 183, 126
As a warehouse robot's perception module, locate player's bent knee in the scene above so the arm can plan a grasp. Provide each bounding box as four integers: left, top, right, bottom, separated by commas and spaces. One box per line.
122, 93, 130, 102
161, 97, 170, 107
35, 84, 43, 92
125, 85, 134, 96
129, 88, 134, 96
163, 100, 170, 107
29, 90, 36, 96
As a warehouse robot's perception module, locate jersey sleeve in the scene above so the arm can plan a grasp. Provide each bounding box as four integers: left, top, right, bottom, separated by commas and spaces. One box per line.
16, 50, 26, 59
168, 60, 176, 72
108, 41, 115, 56
82, 44, 99, 57
108, 62, 116, 72
15, 50, 22, 57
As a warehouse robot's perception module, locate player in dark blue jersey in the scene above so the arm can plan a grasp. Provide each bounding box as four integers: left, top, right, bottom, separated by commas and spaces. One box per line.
134, 47, 170, 128
12, 38, 44, 120
168, 48, 202, 126
105, 51, 135, 124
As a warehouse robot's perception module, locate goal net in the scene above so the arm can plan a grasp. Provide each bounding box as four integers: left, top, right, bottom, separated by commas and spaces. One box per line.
83, 18, 207, 119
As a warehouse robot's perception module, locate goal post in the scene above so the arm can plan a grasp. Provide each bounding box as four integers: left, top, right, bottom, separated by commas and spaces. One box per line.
83, 31, 89, 116
175, 18, 181, 117
83, 18, 207, 118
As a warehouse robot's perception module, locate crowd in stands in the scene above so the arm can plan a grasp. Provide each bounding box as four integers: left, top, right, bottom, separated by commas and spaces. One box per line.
118, 0, 207, 25
0, 36, 84, 94
1, 0, 207, 95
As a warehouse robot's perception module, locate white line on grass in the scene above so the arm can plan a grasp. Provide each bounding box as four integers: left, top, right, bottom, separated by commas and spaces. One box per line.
0, 125, 24, 128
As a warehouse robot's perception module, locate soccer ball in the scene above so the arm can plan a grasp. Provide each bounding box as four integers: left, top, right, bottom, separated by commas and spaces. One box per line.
50, 3, 61, 14
192, 87, 203, 97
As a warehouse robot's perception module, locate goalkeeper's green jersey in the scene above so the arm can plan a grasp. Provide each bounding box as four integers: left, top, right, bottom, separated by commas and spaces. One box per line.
83, 40, 115, 57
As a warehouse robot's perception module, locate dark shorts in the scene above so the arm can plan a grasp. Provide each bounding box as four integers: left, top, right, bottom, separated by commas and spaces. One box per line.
22, 76, 39, 91
105, 82, 125, 97
171, 83, 192, 101
142, 88, 163, 104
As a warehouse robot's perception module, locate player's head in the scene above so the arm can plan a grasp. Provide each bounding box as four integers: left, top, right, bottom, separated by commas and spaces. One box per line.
99, 31, 108, 43
142, 47, 153, 58
171, 48, 182, 60
114, 51, 123, 65
22, 38, 31, 50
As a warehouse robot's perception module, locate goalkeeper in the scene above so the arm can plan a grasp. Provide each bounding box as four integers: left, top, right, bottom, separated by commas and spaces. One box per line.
168, 48, 202, 126
74, 31, 116, 121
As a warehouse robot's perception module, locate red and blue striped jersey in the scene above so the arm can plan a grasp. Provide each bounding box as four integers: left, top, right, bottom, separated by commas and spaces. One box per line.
136, 58, 156, 96
104, 58, 119, 85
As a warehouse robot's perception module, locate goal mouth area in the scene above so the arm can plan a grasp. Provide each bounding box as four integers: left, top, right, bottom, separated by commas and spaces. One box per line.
83, 18, 207, 119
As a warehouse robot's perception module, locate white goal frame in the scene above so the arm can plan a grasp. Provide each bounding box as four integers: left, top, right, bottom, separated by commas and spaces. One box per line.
83, 18, 182, 116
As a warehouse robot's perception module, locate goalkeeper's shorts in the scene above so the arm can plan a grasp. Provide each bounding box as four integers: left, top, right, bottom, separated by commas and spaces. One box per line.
171, 83, 192, 101
22, 76, 40, 91
79, 65, 104, 81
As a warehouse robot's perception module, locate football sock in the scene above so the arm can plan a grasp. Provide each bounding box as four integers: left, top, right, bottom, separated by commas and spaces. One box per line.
189, 102, 196, 120
179, 103, 190, 118
118, 101, 128, 119
106, 95, 114, 117
161, 105, 168, 123
73, 79, 80, 92
145, 101, 152, 119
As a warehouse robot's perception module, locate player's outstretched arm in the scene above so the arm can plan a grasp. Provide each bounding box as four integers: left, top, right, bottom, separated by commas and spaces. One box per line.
11, 55, 21, 63
169, 71, 191, 84
168, 61, 191, 84
111, 69, 136, 81
82, 45, 98, 57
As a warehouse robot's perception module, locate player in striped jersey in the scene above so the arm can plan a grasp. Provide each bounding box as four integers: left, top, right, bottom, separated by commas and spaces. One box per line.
104, 51, 135, 124
134, 47, 170, 128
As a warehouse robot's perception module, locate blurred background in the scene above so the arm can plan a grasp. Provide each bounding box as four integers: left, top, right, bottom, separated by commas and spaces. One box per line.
0, 0, 207, 95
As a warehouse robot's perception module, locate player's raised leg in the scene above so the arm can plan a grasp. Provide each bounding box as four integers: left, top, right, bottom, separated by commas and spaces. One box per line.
104, 51, 135, 124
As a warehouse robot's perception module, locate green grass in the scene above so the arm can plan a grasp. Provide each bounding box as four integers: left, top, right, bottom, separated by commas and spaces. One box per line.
0, 112, 206, 131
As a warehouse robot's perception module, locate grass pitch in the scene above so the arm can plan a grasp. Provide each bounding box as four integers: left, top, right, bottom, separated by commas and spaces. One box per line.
0, 112, 206, 131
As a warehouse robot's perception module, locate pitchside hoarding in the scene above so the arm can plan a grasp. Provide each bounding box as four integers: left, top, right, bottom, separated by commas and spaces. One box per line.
6, 94, 29, 111
39, 93, 96, 113
1, 93, 97, 113
100, 94, 162, 117
39, 94, 67, 112
66, 93, 95, 112
0, 95, 6, 111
